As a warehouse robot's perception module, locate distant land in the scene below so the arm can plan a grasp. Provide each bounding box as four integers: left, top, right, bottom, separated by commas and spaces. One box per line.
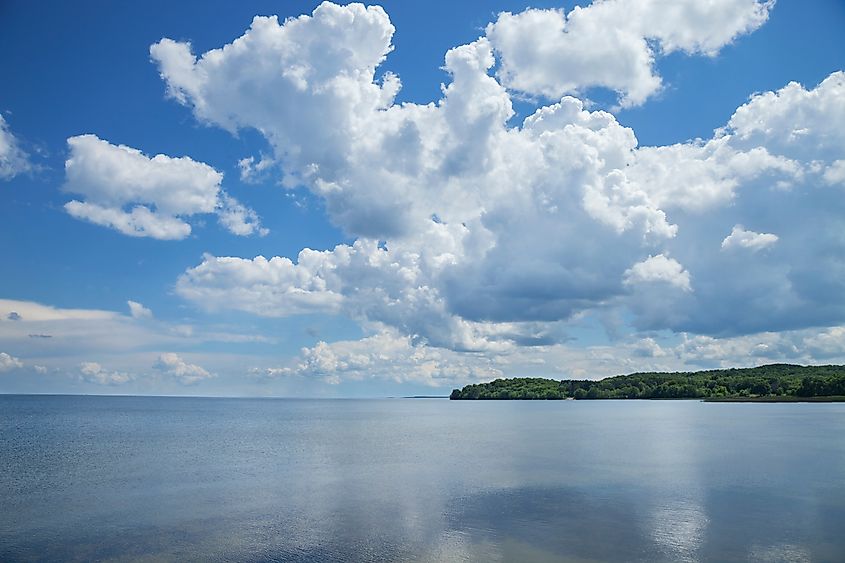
449, 364, 845, 401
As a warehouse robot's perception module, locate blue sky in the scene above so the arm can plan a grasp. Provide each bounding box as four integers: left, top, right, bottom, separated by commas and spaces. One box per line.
1, 0, 844, 396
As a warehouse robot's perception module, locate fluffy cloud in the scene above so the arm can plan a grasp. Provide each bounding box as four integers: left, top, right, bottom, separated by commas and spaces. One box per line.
150, 3, 399, 192
628, 138, 799, 212
177, 236, 533, 352
623, 254, 692, 292
63, 134, 265, 239
176, 252, 344, 317
153, 353, 213, 385
238, 155, 275, 184
726, 72, 845, 160
216, 194, 269, 237
261, 330, 502, 386
0, 115, 31, 180
486, 0, 773, 106
721, 225, 778, 251
79, 362, 132, 385
154, 4, 845, 359
127, 300, 153, 319
650, 73, 845, 335
824, 160, 845, 186
0, 352, 23, 372
153, 4, 679, 347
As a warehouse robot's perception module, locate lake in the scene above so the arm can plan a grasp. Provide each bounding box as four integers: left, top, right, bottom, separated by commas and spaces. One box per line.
1, 396, 844, 562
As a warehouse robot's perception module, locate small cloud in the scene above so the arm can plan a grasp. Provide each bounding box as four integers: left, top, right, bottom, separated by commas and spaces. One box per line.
631, 337, 668, 358
249, 366, 294, 380
0, 115, 32, 181
238, 154, 275, 184
823, 160, 845, 186
127, 300, 153, 319
721, 225, 779, 252
216, 193, 269, 237
0, 352, 24, 372
34, 365, 48, 374
169, 324, 194, 337
79, 362, 132, 385
62, 134, 265, 240
153, 353, 214, 385
623, 254, 692, 292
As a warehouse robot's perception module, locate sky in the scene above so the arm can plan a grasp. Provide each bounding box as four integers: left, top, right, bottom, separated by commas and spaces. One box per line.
1, 0, 845, 397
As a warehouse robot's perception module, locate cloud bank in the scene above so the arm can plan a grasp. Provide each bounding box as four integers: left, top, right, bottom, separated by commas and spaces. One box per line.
146, 1, 844, 371
0, 298, 269, 387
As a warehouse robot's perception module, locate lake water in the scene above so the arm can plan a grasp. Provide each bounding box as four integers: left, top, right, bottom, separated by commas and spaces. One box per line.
1, 396, 844, 562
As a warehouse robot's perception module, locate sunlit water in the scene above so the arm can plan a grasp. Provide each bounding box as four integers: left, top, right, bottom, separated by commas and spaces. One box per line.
1, 396, 844, 562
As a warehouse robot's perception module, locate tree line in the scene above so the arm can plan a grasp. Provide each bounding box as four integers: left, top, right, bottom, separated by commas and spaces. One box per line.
449, 364, 845, 400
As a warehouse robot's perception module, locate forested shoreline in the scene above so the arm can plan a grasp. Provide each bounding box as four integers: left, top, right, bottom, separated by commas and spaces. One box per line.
449, 364, 845, 400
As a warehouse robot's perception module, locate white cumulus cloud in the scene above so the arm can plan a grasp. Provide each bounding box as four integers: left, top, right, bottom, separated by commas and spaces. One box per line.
726, 72, 845, 161
0, 352, 24, 372
153, 353, 213, 385
630, 138, 800, 212
63, 134, 265, 239
216, 194, 269, 237
624, 254, 692, 292
79, 362, 132, 385
486, 0, 774, 107
176, 252, 344, 317
721, 225, 778, 251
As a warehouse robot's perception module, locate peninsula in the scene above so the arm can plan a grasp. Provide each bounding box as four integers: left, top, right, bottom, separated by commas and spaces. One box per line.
449, 364, 845, 401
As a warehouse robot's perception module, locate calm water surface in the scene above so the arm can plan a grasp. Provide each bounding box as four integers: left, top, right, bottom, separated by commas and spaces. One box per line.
1, 396, 844, 562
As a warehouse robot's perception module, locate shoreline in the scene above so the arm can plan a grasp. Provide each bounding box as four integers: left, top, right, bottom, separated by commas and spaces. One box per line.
450, 395, 845, 402
702, 395, 845, 403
